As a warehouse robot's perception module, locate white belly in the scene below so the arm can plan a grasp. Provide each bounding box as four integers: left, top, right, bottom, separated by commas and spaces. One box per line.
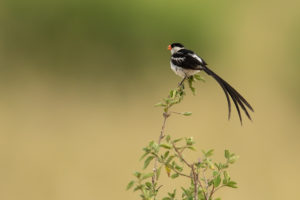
170, 62, 200, 78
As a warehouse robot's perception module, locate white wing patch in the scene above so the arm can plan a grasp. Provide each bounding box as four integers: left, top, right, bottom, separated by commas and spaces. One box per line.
189, 53, 203, 64
171, 57, 185, 62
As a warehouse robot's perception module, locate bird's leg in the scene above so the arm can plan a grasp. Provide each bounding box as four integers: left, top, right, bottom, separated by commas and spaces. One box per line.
178, 75, 187, 87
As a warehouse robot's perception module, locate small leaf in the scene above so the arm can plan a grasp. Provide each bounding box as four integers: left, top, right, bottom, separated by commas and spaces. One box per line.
225, 150, 230, 159
145, 182, 152, 188
186, 137, 194, 145
187, 146, 196, 151
163, 151, 170, 159
171, 173, 179, 179
214, 163, 221, 170
157, 166, 162, 179
213, 171, 218, 177
140, 151, 150, 161
126, 181, 135, 190
142, 172, 154, 180
228, 155, 239, 164
182, 112, 192, 116
154, 102, 166, 107
223, 171, 230, 184
134, 171, 141, 178
165, 165, 171, 177
160, 144, 172, 149
213, 175, 221, 187
171, 89, 177, 98
173, 138, 183, 143
143, 156, 155, 169
194, 74, 205, 82
226, 181, 238, 188
166, 135, 171, 142
175, 165, 183, 172
166, 155, 175, 164
133, 185, 142, 192
205, 149, 214, 157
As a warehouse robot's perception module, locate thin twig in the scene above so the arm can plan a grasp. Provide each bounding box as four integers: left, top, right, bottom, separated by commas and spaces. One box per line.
191, 164, 199, 200
208, 185, 215, 200
170, 111, 182, 115
172, 143, 192, 168
197, 175, 208, 200
165, 164, 191, 178
152, 112, 169, 196
202, 169, 209, 198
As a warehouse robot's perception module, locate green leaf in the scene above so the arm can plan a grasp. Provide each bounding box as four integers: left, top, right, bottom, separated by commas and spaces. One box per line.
126, 181, 135, 190
133, 185, 142, 192
213, 171, 218, 177
228, 155, 239, 164
166, 155, 175, 164
160, 144, 172, 149
206, 149, 214, 157
225, 150, 230, 159
140, 151, 150, 161
142, 172, 154, 180
213, 175, 221, 187
171, 89, 177, 98
134, 171, 141, 178
143, 156, 155, 169
145, 182, 152, 188
187, 146, 196, 151
186, 137, 194, 145
154, 102, 166, 107
202, 149, 214, 157
188, 77, 196, 95
223, 171, 230, 184
149, 141, 159, 152
194, 74, 205, 81
157, 166, 162, 179
226, 181, 238, 188
214, 163, 221, 170
173, 138, 183, 143
162, 197, 171, 200
175, 164, 183, 172
165, 165, 171, 177
182, 112, 192, 116
149, 141, 155, 147
166, 135, 171, 142
163, 151, 170, 159
171, 173, 179, 179
168, 189, 176, 198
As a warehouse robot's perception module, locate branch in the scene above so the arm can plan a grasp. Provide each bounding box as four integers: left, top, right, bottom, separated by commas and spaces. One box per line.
172, 143, 192, 168
152, 112, 169, 193
191, 164, 199, 200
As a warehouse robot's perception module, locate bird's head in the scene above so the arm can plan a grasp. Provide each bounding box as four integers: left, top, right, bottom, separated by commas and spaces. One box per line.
168, 43, 184, 54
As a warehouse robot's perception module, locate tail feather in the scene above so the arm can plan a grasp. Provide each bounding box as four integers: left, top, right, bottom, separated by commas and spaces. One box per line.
202, 66, 253, 124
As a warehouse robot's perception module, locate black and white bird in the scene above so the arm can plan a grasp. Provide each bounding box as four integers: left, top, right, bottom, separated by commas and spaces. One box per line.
168, 42, 254, 124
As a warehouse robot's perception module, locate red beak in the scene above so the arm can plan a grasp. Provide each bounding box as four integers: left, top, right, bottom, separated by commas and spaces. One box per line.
168, 45, 172, 50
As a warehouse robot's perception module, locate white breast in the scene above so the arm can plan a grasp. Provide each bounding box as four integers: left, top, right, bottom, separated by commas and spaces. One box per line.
170, 62, 200, 78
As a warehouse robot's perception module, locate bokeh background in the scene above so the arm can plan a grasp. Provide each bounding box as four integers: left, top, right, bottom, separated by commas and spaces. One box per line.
0, 0, 300, 199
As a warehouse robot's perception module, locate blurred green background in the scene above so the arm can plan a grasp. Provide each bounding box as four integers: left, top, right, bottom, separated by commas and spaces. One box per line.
0, 0, 300, 199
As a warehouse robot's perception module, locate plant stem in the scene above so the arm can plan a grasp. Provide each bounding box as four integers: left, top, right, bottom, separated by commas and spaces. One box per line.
152, 112, 169, 197
191, 164, 199, 200
172, 143, 192, 168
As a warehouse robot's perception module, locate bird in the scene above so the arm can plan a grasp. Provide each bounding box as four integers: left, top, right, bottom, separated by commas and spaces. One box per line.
168, 42, 254, 124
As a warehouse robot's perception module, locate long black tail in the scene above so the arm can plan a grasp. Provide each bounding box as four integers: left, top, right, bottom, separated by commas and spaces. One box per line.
202, 66, 254, 124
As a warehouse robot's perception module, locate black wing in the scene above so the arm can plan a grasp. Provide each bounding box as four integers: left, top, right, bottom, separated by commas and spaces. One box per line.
171, 49, 207, 70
